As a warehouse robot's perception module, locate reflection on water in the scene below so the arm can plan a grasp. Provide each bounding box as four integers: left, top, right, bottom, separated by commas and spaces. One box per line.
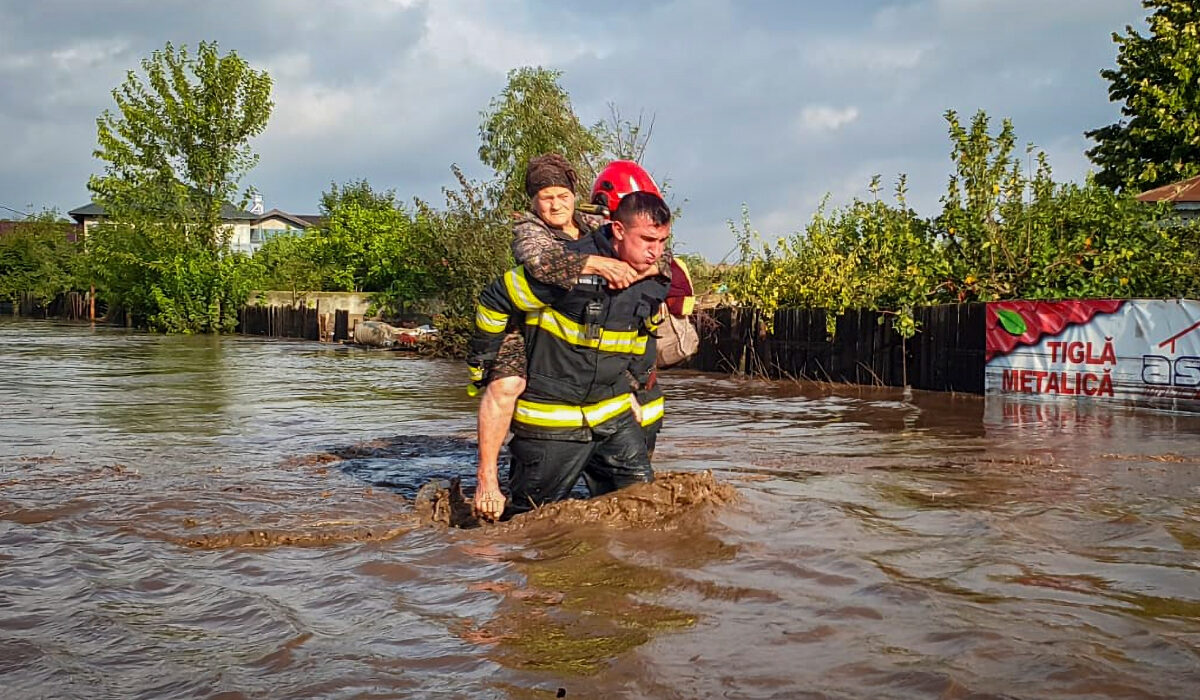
467, 529, 699, 677
96, 333, 234, 438
2, 318, 1200, 698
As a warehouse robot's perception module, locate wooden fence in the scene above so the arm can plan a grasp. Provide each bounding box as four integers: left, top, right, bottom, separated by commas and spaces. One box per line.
236, 305, 351, 342
4, 294, 351, 341
3, 291, 92, 320
689, 304, 986, 393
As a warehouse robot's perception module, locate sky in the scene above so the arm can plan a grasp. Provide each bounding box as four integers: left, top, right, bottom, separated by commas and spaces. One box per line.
0, 0, 1147, 260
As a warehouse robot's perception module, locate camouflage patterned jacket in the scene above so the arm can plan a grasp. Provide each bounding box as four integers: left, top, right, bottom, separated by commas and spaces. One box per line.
511, 210, 607, 289
511, 209, 672, 289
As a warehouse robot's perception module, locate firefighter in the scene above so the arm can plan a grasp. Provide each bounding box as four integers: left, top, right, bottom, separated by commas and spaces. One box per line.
589, 163, 697, 457
474, 155, 665, 514
468, 191, 672, 520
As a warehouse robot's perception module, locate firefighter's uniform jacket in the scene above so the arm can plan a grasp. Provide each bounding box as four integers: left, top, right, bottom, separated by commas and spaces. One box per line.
467, 229, 669, 442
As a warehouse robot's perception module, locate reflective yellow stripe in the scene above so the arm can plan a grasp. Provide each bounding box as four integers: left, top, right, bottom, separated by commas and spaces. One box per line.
466, 364, 485, 398
639, 396, 664, 427
514, 394, 632, 429
475, 304, 509, 333
504, 267, 542, 311
585, 394, 634, 425
526, 308, 646, 355
672, 257, 696, 316
527, 307, 590, 345
606, 334, 647, 355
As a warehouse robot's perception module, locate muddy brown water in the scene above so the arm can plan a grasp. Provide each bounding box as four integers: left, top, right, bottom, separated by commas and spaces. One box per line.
2, 318, 1199, 699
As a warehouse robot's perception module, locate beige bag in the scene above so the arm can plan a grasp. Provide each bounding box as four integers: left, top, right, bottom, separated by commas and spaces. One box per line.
656, 306, 699, 368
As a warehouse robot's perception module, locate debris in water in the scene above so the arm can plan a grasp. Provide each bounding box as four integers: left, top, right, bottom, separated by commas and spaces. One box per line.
174, 518, 417, 549
416, 471, 738, 531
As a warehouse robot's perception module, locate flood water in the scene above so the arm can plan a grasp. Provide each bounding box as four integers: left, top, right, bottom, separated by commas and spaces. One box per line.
2, 318, 1199, 699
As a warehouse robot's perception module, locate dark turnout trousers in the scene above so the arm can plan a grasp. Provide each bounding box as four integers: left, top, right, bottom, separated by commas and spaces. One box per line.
504, 412, 653, 517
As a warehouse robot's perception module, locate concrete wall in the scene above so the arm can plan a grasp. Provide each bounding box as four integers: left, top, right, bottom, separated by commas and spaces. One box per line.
250, 290, 373, 316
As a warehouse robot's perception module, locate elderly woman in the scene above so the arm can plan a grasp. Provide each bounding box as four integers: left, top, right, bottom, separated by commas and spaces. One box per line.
473, 154, 641, 518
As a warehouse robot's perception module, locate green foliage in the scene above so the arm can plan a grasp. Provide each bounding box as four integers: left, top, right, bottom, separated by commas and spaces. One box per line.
0, 213, 83, 305
939, 110, 1197, 301
413, 166, 512, 317
257, 179, 441, 313
309, 179, 433, 295
591, 105, 655, 164
727, 110, 1200, 337
254, 233, 325, 295
673, 252, 716, 295
252, 170, 509, 341
478, 67, 603, 213
1086, 0, 1200, 191
85, 219, 263, 333
90, 41, 273, 244
85, 41, 273, 332
728, 179, 939, 336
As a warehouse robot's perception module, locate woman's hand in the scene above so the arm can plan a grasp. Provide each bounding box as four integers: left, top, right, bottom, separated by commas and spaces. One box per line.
583, 255, 638, 289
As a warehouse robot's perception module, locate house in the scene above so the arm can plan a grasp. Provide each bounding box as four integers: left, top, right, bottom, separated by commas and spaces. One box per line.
238, 208, 324, 254
67, 200, 323, 254
1136, 174, 1200, 222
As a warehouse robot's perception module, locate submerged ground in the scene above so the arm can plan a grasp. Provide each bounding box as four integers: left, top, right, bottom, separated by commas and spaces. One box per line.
2, 318, 1199, 699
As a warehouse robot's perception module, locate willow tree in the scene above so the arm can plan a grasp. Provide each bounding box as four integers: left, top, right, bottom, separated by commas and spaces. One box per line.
86, 41, 272, 332
478, 67, 602, 213
1086, 0, 1200, 191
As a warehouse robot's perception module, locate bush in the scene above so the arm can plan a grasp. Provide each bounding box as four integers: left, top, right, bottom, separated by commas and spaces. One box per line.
0, 213, 83, 306
725, 110, 1200, 337
85, 219, 263, 333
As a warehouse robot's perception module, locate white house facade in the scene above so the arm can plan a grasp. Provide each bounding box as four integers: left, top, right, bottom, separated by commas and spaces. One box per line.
68, 203, 323, 254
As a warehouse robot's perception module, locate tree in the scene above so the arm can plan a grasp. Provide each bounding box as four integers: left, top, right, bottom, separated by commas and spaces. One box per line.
1086, 1, 1200, 192
478, 67, 603, 213
255, 233, 325, 296
90, 41, 273, 244
256, 178, 442, 316
84, 41, 272, 332
0, 212, 83, 307
592, 104, 656, 164
315, 179, 434, 298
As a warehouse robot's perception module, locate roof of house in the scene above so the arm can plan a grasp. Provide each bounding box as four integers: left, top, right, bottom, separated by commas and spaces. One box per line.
67, 203, 105, 219
254, 208, 322, 229
1136, 174, 1200, 204
68, 201, 260, 223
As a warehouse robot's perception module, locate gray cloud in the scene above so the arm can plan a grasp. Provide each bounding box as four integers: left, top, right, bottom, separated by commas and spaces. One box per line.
0, 0, 1145, 258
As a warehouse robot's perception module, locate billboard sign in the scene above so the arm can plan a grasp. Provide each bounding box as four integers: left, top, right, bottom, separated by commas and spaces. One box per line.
985, 299, 1200, 412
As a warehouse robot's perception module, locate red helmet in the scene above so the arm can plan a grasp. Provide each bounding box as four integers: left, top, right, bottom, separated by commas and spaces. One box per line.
591, 160, 661, 213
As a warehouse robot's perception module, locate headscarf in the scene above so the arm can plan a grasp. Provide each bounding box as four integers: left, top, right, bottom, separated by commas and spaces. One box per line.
524, 153, 578, 197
